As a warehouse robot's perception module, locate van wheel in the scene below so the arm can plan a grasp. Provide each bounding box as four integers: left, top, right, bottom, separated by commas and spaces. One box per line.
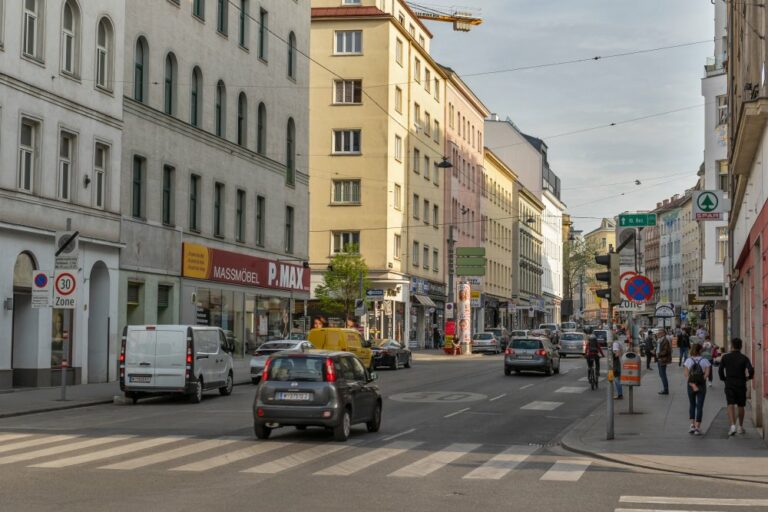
219, 373, 234, 396
367, 403, 382, 433
125, 392, 138, 404
333, 409, 351, 442
189, 379, 203, 403
254, 422, 272, 440
404, 355, 411, 369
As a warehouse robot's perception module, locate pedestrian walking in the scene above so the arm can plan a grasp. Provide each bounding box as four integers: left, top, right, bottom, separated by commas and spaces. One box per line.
701, 336, 715, 387
656, 330, 672, 395
718, 338, 755, 436
683, 343, 711, 436
433, 327, 442, 349
678, 327, 691, 367
612, 338, 623, 400
644, 330, 655, 370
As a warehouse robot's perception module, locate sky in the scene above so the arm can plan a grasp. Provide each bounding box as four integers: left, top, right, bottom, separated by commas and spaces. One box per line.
426, 0, 714, 233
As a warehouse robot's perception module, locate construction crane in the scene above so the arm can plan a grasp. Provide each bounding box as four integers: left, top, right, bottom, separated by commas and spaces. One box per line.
407, 2, 482, 32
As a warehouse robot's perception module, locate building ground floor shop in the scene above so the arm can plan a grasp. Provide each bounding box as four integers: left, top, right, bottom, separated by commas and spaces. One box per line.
0, 228, 120, 389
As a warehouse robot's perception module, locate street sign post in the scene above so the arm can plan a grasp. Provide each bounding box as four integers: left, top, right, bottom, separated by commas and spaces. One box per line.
693, 190, 729, 221
53, 270, 77, 309
618, 213, 657, 228
32, 271, 52, 309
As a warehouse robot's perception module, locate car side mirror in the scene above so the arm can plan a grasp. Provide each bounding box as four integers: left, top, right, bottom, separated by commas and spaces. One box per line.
369, 372, 378, 382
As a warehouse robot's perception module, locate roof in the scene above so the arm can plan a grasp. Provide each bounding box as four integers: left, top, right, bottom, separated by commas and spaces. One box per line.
311, 6, 387, 18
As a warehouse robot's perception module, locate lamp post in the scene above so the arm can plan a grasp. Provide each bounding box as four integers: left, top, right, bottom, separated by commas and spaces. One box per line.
436, 157, 456, 352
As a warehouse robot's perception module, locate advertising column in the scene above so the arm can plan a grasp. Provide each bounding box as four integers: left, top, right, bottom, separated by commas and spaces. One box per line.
457, 282, 472, 355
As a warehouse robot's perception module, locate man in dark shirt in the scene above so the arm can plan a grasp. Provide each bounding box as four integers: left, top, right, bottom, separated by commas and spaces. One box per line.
678, 327, 691, 367
718, 338, 755, 435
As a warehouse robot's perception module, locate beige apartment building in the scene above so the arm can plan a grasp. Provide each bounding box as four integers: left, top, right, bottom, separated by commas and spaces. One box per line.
309, 1, 447, 345
582, 218, 616, 322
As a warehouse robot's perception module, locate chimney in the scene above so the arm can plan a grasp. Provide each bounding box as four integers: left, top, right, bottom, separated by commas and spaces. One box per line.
672, 194, 679, 201
663, 199, 669, 206
656, 202, 662, 209
488, 113, 500, 122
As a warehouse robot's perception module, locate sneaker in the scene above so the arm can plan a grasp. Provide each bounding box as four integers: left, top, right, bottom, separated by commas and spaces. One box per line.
689, 424, 696, 434
737, 426, 745, 435
658, 391, 669, 395
707, 381, 712, 387
729, 425, 737, 436
614, 395, 623, 400
693, 428, 702, 436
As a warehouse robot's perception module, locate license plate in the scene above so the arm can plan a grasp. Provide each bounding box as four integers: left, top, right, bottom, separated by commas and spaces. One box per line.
277, 392, 312, 401
517, 355, 533, 360
129, 375, 151, 383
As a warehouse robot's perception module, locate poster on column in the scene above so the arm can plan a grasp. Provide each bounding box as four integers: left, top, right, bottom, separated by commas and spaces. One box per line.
457, 283, 471, 346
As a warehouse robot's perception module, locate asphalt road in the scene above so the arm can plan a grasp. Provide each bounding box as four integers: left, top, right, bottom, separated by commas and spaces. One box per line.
0, 354, 766, 512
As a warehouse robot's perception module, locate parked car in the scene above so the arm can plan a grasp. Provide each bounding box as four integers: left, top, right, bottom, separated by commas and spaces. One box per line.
592, 329, 613, 348
250, 340, 314, 384
559, 332, 588, 357
120, 325, 235, 404
530, 329, 552, 341
472, 332, 501, 354
561, 321, 578, 332
539, 323, 559, 334
253, 351, 382, 441
308, 328, 373, 369
504, 337, 561, 375
371, 339, 412, 370
510, 330, 529, 338
486, 328, 511, 350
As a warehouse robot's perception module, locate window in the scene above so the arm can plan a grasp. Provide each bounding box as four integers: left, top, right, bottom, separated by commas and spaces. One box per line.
717, 95, 727, 125
134, 37, 148, 102
434, 78, 440, 100
286, 118, 296, 186
333, 180, 360, 203
419, 35, 425, 48
190, 67, 202, 127
425, 69, 431, 92
189, 174, 200, 231
424, 112, 431, 136
332, 232, 360, 253
395, 86, 402, 113
433, 249, 439, 271
18, 119, 37, 192
718, 159, 728, 191
413, 148, 420, 173
216, 0, 227, 34
394, 183, 401, 210
58, 132, 74, 201
334, 80, 362, 104
213, 182, 224, 237
132, 156, 145, 218
395, 38, 403, 65
93, 143, 107, 209
433, 204, 438, 229
23, 0, 43, 60
394, 135, 402, 161
255, 195, 265, 246
96, 18, 113, 90
409, 24, 415, 36
413, 241, 419, 266
215, 80, 226, 137
414, 58, 421, 83
413, 194, 419, 219
414, 103, 421, 129
717, 227, 728, 263
423, 245, 429, 269
61, 1, 79, 75
257, 102, 266, 154
239, 0, 248, 47
193, 0, 205, 19
398, 13, 405, 25
333, 129, 361, 154
258, 8, 268, 60
343, 0, 361, 4
162, 165, 174, 225
164, 53, 177, 115
284, 206, 294, 254
423, 199, 429, 224
335, 30, 362, 54
394, 233, 401, 260
434, 120, 440, 143
236, 189, 245, 242
237, 92, 247, 145
288, 32, 296, 79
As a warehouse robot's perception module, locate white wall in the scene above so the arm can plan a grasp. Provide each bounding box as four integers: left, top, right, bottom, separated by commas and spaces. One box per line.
484, 119, 543, 197
541, 191, 563, 301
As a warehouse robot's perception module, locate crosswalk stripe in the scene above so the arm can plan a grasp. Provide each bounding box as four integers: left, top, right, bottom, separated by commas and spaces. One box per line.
0, 435, 77, 455
0, 433, 34, 444
619, 496, 768, 507
462, 445, 537, 480
0, 436, 132, 465
171, 442, 290, 472
242, 443, 349, 474
100, 438, 238, 470
555, 386, 588, 394
30, 437, 184, 468
389, 443, 480, 478
540, 459, 591, 481
520, 401, 563, 411
314, 441, 422, 476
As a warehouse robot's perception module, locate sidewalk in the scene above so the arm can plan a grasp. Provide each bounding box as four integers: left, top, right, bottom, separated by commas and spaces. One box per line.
561, 360, 768, 483
0, 358, 253, 419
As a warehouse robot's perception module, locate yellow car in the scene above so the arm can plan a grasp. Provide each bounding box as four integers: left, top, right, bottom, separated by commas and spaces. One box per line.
307, 328, 373, 369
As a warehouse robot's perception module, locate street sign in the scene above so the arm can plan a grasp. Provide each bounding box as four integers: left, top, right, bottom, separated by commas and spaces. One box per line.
366, 289, 385, 299
688, 293, 709, 306
457, 256, 486, 267
456, 247, 485, 257
693, 190, 728, 221
698, 283, 726, 300
680, 310, 688, 321
618, 213, 657, 228
445, 303, 454, 319
527, 306, 535, 318
54, 231, 79, 270
615, 299, 644, 312
623, 274, 654, 303
32, 271, 52, 309
455, 266, 486, 276
53, 270, 77, 309
655, 302, 675, 318
455, 247, 487, 277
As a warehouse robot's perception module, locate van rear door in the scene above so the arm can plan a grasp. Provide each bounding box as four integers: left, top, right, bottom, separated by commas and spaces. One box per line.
125, 326, 157, 388
154, 326, 187, 389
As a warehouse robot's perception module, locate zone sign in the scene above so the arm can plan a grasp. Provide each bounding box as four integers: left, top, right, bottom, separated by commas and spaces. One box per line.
53, 271, 77, 309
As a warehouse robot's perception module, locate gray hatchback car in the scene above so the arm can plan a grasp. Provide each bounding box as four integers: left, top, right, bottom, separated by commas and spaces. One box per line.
504, 337, 561, 375
253, 351, 381, 442
559, 332, 588, 357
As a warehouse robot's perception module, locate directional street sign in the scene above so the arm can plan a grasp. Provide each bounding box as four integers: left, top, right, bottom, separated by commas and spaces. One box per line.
53, 270, 77, 309
366, 289, 385, 299
693, 190, 728, 221
623, 274, 654, 303
655, 302, 675, 318
698, 283, 726, 300
32, 271, 52, 309
455, 247, 486, 277
455, 247, 485, 257
618, 213, 657, 228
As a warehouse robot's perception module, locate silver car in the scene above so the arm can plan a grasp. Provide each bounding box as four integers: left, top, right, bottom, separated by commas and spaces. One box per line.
559, 332, 587, 358
504, 337, 561, 375
472, 332, 501, 354
250, 340, 314, 384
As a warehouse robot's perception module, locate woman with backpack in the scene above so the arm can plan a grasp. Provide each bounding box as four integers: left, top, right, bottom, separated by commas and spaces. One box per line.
683, 343, 711, 436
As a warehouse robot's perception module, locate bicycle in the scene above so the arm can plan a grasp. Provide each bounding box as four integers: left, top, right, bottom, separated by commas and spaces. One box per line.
586, 356, 599, 390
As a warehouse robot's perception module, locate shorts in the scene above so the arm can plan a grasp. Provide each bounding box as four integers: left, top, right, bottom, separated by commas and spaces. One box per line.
725, 385, 747, 407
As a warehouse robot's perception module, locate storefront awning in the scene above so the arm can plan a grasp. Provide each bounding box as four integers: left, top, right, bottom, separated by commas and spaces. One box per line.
413, 294, 436, 307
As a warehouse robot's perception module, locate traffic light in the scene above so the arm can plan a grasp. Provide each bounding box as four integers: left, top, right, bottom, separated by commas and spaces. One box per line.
595, 251, 620, 306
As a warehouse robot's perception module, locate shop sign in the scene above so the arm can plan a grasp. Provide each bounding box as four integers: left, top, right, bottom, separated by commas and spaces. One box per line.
470, 291, 482, 308
182, 243, 309, 292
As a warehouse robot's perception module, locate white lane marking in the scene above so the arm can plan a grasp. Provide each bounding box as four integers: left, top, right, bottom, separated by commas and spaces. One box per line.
30, 437, 183, 468
555, 386, 588, 394
0, 435, 77, 454
389, 443, 480, 478
0, 436, 132, 465
0, 433, 34, 443
560, 370, 570, 375
100, 438, 238, 470
171, 442, 289, 472
520, 401, 563, 411
462, 445, 537, 480
540, 459, 592, 481
615, 509, 730, 512
489, 394, 506, 402
620, 496, 768, 507
242, 443, 348, 474
519, 384, 534, 390
382, 428, 416, 441
315, 441, 422, 476
444, 407, 470, 418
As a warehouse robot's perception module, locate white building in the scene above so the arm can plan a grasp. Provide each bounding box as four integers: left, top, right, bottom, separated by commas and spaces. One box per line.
119, 0, 311, 359
0, 0, 125, 388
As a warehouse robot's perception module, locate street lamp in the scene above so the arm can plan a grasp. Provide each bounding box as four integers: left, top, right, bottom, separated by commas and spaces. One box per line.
436, 157, 454, 169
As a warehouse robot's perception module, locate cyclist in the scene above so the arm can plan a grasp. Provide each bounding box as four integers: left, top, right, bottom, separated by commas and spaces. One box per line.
585, 334, 604, 381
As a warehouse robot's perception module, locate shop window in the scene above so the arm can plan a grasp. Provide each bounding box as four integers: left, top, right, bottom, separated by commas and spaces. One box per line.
51, 309, 73, 368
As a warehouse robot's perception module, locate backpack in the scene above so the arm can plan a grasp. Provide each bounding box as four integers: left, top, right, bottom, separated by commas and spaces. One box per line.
688, 358, 705, 386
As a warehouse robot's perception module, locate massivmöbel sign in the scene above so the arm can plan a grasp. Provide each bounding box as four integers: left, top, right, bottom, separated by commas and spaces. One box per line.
182, 243, 310, 292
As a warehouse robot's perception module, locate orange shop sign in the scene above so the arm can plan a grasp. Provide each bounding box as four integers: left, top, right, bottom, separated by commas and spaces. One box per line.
181, 243, 310, 292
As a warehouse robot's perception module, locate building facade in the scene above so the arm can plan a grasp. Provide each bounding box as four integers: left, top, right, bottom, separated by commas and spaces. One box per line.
0, 0, 125, 388
680, 193, 701, 321
513, 184, 544, 329
582, 218, 616, 323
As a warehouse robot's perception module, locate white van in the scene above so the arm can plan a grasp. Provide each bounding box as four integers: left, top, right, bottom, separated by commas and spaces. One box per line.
120, 325, 235, 404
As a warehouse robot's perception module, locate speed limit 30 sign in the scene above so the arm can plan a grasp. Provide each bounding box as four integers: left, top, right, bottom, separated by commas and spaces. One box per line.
53, 270, 77, 309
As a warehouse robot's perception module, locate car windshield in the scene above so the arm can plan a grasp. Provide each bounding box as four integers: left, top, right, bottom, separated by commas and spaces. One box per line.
374, 340, 398, 348
267, 356, 324, 382
541, 324, 557, 330
474, 333, 493, 340
511, 331, 527, 337
287, 333, 306, 340
561, 334, 584, 341
562, 322, 577, 329
487, 329, 502, 336
255, 342, 296, 354
512, 339, 543, 350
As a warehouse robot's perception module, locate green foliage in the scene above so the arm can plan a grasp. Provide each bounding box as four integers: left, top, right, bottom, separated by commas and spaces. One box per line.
563, 238, 599, 299
314, 244, 370, 320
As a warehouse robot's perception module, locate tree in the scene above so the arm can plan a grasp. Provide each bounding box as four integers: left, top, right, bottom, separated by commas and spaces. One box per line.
563, 237, 599, 303
314, 245, 370, 321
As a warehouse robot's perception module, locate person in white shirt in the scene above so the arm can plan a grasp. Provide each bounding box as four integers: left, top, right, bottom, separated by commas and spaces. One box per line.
683, 343, 711, 435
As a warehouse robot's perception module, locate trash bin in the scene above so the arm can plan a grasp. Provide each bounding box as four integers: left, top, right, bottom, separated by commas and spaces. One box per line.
620, 352, 641, 386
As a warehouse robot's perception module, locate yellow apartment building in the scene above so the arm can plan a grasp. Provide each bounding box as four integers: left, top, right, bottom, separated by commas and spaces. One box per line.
309, 1, 447, 346
582, 218, 616, 322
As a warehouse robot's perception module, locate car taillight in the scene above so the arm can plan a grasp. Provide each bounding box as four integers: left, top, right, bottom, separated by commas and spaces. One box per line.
119, 337, 126, 380
186, 338, 193, 379
505, 348, 514, 355
537, 349, 547, 357
261, 359, 272, 382
324, 358, 337, 382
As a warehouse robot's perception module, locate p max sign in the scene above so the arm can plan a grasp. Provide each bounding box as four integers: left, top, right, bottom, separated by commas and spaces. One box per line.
182, 243, 310, 292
